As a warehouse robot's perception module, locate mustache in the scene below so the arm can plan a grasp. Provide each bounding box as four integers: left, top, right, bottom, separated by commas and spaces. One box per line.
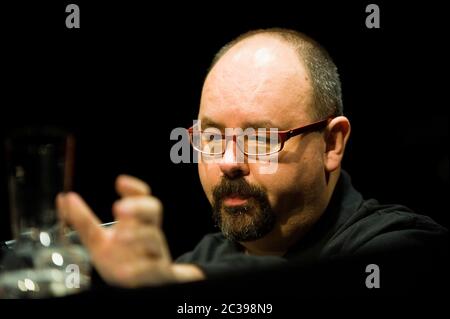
211, 177, 276, 241
212, 178, 266, 203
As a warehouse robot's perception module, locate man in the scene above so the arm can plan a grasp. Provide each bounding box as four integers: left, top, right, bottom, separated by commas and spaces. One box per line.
57, 28, 447, 289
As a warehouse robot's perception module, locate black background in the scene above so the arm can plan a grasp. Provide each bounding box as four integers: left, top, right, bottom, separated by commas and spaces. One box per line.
0, 1, 447, 261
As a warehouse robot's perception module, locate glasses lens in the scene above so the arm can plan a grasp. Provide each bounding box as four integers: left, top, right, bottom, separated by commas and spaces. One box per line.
243, 131, 281, 155
190, 127, 282, 156
191, 128, 225, 155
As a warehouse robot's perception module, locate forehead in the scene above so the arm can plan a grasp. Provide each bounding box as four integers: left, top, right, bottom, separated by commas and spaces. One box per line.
199, 36, 312, 127
199, 35, 313, 128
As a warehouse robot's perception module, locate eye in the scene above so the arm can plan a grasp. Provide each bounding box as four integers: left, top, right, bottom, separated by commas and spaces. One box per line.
202, 128, 223, 142
207, 134, 222, 142
247, 134, 272, 144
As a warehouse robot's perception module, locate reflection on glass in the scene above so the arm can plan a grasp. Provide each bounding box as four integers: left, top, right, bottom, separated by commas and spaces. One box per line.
39, 232, 51, 247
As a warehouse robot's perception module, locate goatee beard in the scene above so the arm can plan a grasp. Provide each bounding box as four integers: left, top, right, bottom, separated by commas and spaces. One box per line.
212, 177, 276, 242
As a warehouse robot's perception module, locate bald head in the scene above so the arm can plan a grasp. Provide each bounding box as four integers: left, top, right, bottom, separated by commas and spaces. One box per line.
201, 34, 314, 124
203, 28, 343, 121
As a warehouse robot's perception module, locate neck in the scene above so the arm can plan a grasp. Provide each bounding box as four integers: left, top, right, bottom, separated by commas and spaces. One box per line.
241, 170, 341, 257
240, 216, 315, 256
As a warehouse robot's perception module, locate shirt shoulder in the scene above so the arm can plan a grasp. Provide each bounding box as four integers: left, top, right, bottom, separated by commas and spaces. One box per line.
326, 199, 448, 257
175, 232, 287, 279
175, 232, 238, 264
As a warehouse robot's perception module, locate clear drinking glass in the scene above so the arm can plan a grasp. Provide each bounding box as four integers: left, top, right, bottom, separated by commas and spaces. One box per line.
0, 127, 91, 298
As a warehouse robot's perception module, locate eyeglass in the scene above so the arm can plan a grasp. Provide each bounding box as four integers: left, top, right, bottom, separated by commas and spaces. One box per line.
187, 117, 332, 156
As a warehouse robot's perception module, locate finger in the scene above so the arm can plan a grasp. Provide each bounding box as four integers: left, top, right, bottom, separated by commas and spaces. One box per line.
116, 175, 151, 197
114, 220, 171, 260
113, 196, 163, 225
153, 226, 172, 261
62, 192, 106, 251
56, 193, 67, 221
171, 264, 205, 283
115, 225, 164, 257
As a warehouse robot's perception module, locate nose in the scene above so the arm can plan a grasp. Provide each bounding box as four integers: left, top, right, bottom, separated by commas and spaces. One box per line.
218, 136, 250, 179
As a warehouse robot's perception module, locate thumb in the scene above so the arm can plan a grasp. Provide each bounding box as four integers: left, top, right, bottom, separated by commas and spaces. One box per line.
57, 192, 105, 252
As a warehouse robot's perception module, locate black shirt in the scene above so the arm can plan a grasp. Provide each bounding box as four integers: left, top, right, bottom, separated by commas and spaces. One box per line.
176, 170, 448, 282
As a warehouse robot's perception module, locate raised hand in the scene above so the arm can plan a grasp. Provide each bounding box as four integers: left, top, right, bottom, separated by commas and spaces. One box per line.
57, 175, 203, 288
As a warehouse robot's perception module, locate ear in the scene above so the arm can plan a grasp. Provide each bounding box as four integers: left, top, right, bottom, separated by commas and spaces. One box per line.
323, 116, 351, 173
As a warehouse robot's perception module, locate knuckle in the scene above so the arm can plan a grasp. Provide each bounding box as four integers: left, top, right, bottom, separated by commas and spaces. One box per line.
139, 197, 163, 222
116, 229, 135, 243
141, 182, 151, 195
148, 197, 163, 216
142, 226, 159, 242
112, 200, 122, 217
141, 225, 156, 237
114, 198, 136, 217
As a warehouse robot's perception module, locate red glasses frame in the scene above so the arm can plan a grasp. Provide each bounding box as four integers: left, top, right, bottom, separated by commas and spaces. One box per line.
187, 117, 332, 155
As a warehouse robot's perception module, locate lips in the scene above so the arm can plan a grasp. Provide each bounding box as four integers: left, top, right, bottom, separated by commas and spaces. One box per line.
223, 195, 249, 206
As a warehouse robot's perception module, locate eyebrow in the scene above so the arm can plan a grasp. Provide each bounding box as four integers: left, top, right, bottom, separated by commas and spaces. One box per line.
199, 116, 278, 129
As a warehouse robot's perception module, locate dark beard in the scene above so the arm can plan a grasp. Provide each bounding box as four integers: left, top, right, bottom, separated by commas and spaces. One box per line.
212, 177, 276, 242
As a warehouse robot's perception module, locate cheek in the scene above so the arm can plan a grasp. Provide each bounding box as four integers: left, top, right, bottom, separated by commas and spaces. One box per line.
198, 163, 220, 203
252, 151, 324, 211
252, 165, 299, 206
